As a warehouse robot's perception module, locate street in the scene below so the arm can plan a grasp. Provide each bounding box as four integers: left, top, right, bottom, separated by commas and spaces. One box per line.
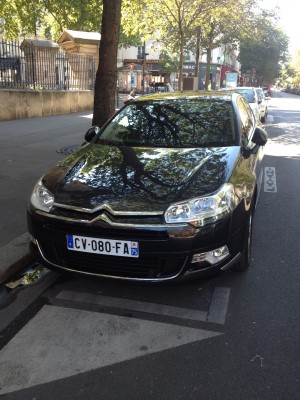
0, 91, 299, 399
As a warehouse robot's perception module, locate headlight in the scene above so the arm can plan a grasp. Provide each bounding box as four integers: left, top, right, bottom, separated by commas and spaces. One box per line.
164, 183, 236, 227
30, 179, 54, 212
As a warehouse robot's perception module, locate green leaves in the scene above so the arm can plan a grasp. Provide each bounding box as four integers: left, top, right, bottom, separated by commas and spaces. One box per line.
0, 0, 104, 39
239, 18, 289, 85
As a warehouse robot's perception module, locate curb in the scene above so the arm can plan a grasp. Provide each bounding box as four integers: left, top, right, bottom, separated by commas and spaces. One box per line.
0, 233, 35, 284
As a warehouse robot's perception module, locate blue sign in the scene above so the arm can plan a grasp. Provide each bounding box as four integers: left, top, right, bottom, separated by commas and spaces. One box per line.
226, 72, 238, 88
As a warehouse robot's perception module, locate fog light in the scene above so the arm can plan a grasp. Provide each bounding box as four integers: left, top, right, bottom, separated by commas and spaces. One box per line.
191, 253, 206, 263
213, 248, 225, 257
191, 245, 230, 265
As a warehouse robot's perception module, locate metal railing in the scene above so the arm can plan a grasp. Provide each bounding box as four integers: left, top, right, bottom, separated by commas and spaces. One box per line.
0, 39, 96, 90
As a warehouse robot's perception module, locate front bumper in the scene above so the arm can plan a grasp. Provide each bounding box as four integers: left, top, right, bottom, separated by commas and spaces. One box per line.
27, 206, 245, 282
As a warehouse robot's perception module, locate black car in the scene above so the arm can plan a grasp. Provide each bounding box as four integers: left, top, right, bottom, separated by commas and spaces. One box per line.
27, 91, 267, 282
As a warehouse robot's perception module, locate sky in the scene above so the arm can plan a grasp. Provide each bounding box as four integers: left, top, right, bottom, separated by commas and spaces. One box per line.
261, 0, 300, 54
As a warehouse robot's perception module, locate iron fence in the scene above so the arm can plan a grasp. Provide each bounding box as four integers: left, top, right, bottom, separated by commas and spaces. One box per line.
0, 39, 96, 90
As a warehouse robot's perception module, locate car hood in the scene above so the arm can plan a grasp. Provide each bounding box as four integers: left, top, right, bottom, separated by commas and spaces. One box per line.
43, 143, 240, 213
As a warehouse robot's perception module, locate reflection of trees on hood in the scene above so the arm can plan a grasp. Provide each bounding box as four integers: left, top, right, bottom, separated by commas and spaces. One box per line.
117, 145, 173, 195
53, 141, 234, 206
177, 150, 229, 200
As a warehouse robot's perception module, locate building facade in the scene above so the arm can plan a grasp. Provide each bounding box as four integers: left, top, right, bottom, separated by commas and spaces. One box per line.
117, 42, 240, 92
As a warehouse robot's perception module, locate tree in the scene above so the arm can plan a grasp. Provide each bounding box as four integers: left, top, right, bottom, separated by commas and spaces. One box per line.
0, 0, 104, 39
149, 0, 226, 91
279, 63, 296, 87
158, 50, 180, 76
238, 16, 289, 85
122, 0, 227, 91
0, 0, 137, 45
198, 0, 258, 89
41, 0, 103, 39
291, 50, 300, 85
92, 0, 122, 127
279, 50, 300, 88
0, 0, 43, 38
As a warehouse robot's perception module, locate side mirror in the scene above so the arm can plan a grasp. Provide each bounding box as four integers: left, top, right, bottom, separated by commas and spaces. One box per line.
85, 126, 100, 142
252, 126, 268, 146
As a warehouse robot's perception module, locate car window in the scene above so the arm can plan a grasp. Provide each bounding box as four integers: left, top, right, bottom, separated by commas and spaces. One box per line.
256, 89, 264, 101
234, 89, 255, 103
98, 99, 237, 148
237, 97, 255, 145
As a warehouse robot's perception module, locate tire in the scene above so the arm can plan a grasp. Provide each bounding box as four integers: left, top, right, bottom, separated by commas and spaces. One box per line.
232, 211, 253, 272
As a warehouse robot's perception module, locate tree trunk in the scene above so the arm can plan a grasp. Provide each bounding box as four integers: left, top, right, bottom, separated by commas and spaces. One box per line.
178, 39, 184, 91
92, 0, 122, 127
205, 47, 212, 90
194, 27, 201, 79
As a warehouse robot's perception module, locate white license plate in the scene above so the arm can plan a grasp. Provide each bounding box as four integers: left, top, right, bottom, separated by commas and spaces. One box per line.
66, 235, 139, 258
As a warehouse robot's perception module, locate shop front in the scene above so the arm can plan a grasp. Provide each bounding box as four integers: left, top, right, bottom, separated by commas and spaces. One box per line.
183, 62, 221, 90
118, 60, 170, 93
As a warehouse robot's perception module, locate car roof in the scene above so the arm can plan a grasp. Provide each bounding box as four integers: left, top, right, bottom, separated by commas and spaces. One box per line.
232, 87, 257, 91
133, 90, 238, 103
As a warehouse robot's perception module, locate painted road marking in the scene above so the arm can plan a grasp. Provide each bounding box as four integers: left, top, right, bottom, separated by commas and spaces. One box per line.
264, 167, 277, 193
57, 290, 207, 321
0, 305, 221, 394
206, 287, 231, 324
56, 286, 230, 325
0, 287, 230, 393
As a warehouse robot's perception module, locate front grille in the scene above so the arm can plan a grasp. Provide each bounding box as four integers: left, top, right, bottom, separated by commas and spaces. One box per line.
39, 242, 186, 279
43, 220, 169, 241
51, 207, 164, 226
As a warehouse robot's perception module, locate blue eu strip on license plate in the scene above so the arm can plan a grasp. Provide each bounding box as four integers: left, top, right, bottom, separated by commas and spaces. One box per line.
66, 234, 139, 258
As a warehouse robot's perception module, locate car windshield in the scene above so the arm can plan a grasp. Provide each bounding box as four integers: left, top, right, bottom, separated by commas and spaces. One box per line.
256, 89, 263, 100
234, 89, 255, 103
98, 98, 237, 148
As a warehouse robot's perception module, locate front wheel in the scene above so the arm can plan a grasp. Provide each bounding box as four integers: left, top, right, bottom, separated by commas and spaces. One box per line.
232, 212, 253, 272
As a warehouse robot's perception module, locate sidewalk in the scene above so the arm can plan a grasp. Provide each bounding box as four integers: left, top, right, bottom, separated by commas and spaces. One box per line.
0, 111, 94, 283
0, 95, 130, 283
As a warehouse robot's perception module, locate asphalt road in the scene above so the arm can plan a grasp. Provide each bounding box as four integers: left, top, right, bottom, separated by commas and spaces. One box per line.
0, 91, 299, 399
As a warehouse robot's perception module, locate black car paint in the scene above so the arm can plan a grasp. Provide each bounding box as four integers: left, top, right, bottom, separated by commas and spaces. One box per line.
27, 91, 267, 282
40, 145, 240, 211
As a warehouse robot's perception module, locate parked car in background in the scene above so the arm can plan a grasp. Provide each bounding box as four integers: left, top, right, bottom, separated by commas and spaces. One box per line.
227, 87, 261, 122
27, 91, 267, 282
256, 87, 268, 123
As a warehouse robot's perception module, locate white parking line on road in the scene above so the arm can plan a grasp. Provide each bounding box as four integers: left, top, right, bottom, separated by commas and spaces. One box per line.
57, 290, 208, 321
56, 286, 230, 325
207, 287, 230, 324
0, 305, 221, 394
264, 167, 277, 193
0, 286, 231, 394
